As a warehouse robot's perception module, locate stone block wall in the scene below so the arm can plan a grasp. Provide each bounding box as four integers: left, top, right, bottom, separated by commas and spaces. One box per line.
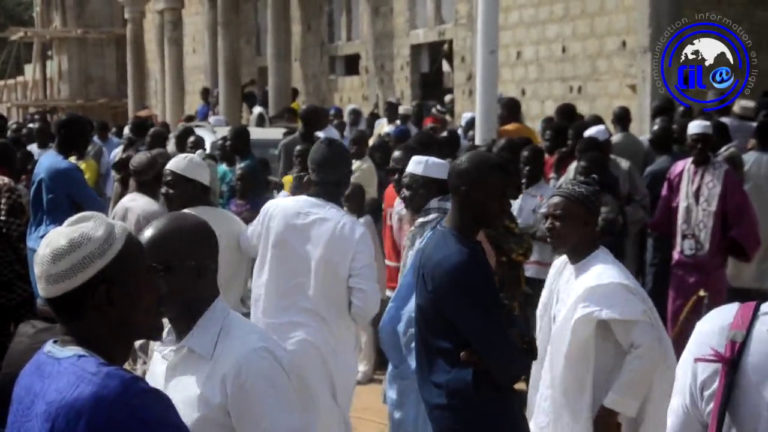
495, 0, 642, 132
136, 0, 768, 129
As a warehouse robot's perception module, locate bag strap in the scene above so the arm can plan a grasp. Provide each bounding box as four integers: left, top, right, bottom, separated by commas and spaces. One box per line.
694, 301, 761, 432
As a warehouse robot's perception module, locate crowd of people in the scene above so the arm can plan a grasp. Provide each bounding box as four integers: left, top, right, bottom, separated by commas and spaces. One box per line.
0, 85, 767, 432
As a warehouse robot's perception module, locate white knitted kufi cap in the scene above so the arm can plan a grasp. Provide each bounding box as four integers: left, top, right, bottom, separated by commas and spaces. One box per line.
34, 212, 129, 299
405, 156, 450, 180
583, 124, 612, 141
165, 153, 211, 187
687, 119, 713, 136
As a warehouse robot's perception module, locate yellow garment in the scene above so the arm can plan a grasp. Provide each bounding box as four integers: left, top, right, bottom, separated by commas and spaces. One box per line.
282, 174, 294, 193
290, 101, 301, 113
498, 122, 540, 144
70, 157, 99, 188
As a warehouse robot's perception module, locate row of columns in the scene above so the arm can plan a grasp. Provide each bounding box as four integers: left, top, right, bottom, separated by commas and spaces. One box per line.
120, 0, 292, 126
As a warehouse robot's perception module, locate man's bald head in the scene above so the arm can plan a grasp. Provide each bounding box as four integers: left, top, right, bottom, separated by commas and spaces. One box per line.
140, 212, 218, 265
448, 151, 512, 230
140, 213, 219, 322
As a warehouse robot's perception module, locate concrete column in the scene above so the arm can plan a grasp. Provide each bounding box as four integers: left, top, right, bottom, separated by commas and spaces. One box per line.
267, 0, 291, 116
121, 0, 148, 117
474, 0, 499, 147
153, 3, 166, 120
205, 0, 218, 90
218, 0, 241, 125
426, 0, 441, 27
157, 0, 185, 126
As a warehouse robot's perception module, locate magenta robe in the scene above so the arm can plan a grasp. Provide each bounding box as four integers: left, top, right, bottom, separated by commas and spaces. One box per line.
650, 158, 760, 355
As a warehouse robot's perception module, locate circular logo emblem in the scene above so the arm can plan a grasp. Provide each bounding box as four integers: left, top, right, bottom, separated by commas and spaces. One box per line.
661, 22, 750, 112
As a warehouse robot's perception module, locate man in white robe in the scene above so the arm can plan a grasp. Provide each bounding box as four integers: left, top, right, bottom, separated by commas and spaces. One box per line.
240, 139, 380, 432
667, 302, 768, 431
528, 179, 677, 432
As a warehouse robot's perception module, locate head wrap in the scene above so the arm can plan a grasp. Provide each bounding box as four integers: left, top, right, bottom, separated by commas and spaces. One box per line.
583, 124, 611, 141
129, 149, 168, 182
165, 153, 210, 187
392, 125, 412, 143
398, 106, 413, 116
687, 119, 713, 137
405, 156, 450, 180
551, 179, 601, 218
34, 212, 129, 299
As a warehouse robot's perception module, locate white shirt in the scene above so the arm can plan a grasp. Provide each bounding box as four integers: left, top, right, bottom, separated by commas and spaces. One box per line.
528, 247, 676, 432
109, 192, 166, 235
146, 298, 305, 432
351, 156, 379, 199
667, 303, 768, 432
240, 195, 379, 431
26, 143, 51, 160
512, 180, 554, 280
727, 151, 768, 289
184, 206, 251, 314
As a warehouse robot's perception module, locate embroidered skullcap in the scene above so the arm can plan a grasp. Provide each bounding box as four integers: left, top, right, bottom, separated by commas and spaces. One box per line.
687, 119, 713, 136
551, 178, 601, 218
405, 156, 450, 180
583, 124, 611, 141
165, 153, 210, 187
34, 212, 129, 299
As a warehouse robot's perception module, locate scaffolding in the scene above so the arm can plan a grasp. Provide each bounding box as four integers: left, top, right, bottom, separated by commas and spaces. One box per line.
0, 1, 127, 123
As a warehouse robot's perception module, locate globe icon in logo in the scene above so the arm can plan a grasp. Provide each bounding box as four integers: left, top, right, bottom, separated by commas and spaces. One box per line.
661, 22, 751, 112
680, 38, 734, 66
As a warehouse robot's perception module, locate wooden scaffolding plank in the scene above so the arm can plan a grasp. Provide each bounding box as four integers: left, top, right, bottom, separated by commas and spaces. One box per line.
2, 27, 126, 42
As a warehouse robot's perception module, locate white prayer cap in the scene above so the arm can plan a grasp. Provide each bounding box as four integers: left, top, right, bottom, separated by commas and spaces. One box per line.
34, 212, 129, 299
165, 153, 210, 187
583, 124, 611, 141
687, 119, 713, 137
398, 106, 413, 115
732, 98, 757, 119
386, 97, 401, 105
405, 156, 450, 180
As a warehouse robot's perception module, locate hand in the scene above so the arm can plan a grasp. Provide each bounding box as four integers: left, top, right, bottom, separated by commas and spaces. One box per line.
593, 406, 620, 432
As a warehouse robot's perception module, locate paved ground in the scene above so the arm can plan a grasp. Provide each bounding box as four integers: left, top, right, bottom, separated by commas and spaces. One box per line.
350, 374, 388, 432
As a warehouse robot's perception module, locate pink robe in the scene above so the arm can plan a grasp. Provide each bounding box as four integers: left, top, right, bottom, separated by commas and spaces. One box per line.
650, 158, 760, 355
